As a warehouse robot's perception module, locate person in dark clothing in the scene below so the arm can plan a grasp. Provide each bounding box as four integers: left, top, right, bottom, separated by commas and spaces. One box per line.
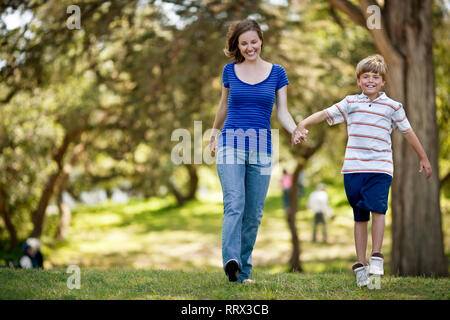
19, 238, 44, 269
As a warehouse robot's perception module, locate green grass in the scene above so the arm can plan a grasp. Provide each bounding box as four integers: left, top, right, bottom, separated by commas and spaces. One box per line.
1, 187, 449, 300
0, 268, 448, 300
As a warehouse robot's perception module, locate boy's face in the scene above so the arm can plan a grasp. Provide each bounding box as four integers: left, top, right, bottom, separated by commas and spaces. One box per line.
357, 72, 385, 98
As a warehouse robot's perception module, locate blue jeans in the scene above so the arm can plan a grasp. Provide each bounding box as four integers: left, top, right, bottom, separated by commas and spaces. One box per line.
216, 146, 272, 281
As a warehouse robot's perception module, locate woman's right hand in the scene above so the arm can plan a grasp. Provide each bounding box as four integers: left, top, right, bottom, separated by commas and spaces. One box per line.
209, 136, 217, 154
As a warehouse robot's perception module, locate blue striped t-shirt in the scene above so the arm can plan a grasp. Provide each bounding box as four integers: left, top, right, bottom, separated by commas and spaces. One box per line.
219, 62, 289, 154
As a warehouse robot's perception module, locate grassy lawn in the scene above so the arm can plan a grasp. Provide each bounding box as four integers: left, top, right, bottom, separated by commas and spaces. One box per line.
1, 268, 448, 300
0, 181, 449, 300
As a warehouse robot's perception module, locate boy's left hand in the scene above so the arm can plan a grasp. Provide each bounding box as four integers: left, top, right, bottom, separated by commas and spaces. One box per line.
419, 158, 432, 179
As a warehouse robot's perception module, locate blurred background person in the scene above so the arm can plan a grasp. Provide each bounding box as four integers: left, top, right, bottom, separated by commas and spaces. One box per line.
307, 183, 332, 243
281, 169, 293, 211
19, 238, 44, 269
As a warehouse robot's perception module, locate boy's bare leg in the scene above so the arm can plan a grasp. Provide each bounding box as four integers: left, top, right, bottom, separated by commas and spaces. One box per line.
371, 212, 385, 254
354, 221, 368, 264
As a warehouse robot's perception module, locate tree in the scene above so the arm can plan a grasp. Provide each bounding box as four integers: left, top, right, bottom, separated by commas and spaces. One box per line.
0, 0, 143, 241
0, 91, 60, 247
328, 0, 447, 276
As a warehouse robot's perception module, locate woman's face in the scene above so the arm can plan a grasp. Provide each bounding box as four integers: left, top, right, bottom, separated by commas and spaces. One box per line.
237, 30, 262, 61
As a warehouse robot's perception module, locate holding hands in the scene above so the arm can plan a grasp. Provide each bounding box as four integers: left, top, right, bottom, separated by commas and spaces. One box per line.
290, 110, 327, 145
291, 123, 309, 145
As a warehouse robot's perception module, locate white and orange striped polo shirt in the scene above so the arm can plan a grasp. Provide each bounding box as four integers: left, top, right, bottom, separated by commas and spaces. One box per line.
325, 92, 411, 176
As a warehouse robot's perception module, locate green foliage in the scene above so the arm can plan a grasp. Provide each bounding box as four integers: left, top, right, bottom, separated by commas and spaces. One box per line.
433, 1, 450, 195
0, 90, 62, 239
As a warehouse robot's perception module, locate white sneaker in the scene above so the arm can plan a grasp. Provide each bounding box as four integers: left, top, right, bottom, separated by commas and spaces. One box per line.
353, 264, 370, 287
241, 279, 255, 284
369, 255, 384, 276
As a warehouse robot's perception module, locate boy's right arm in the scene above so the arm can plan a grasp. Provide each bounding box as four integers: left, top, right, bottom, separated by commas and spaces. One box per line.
209, 86, 229, 153
292, 110, 327, 145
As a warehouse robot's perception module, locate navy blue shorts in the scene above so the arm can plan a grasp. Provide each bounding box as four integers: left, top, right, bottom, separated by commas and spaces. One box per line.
343, 173, 393, 222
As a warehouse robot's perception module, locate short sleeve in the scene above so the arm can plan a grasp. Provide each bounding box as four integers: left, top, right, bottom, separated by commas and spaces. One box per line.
222, 64, 229, 88
392, 104, 412, 133
276, 65, 289, 91
325, 97, 349, 126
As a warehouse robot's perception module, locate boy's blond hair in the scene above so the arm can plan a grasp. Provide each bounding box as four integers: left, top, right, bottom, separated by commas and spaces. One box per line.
356, 54, 387, 80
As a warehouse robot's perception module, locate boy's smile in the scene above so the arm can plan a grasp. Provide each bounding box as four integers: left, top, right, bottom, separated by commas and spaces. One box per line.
357, 72, 385, 100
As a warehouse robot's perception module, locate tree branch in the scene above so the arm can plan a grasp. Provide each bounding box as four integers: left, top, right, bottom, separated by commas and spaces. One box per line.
358, 0, 403, 64
329, 6, 345, 29
327, 0, 366, 28
328, 0, 404, 90
0, 87, 20, 104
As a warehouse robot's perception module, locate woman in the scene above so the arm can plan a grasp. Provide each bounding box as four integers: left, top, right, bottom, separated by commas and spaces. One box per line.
209, 19, 305, 283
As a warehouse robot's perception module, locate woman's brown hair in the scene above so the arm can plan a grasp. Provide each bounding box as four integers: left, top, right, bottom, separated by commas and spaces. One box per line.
224, 19, 264, 63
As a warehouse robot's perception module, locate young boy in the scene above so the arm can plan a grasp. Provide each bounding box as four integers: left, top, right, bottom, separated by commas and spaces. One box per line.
292, 54, 432, 286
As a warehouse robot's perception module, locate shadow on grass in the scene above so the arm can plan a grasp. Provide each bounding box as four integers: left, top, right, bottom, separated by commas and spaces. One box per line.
115, 199, 222, 235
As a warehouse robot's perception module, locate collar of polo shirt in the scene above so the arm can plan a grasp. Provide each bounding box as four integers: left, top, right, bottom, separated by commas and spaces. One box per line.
358, 91, 387, 101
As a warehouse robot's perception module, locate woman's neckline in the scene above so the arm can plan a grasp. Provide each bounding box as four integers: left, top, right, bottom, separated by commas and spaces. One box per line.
233, 62, 274, 86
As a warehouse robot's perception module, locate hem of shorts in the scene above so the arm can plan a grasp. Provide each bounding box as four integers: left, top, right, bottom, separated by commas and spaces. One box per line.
341, 170, 393, 177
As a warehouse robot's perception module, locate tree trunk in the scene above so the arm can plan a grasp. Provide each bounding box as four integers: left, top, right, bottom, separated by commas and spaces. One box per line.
0, 186, 18, 250
286, 163, 304, 272
329, 0, 447, 276
30, 172, 60, 238
56, 198, 71, 241
30, 128, 83, 238
55, 172, 71, 241
185, 163, 199, 201
168, 164, 198, 206
284, 126, 325, 272
382, 0, 447, 276
54, 141, 86, 241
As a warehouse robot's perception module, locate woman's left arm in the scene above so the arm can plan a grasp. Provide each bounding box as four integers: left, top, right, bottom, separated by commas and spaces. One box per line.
276, 86, 297, 134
